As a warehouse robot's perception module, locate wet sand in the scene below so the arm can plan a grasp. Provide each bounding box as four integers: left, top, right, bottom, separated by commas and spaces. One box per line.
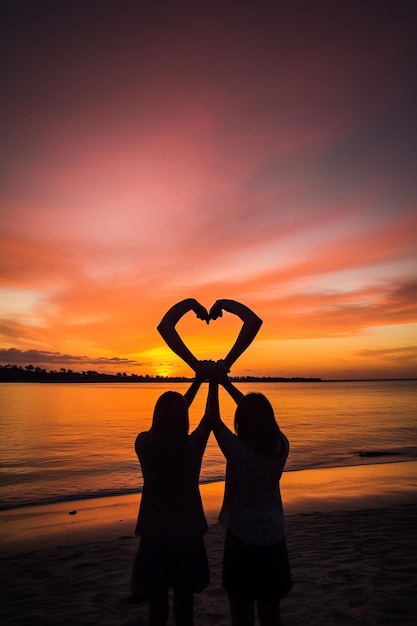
1, 461, 417, 625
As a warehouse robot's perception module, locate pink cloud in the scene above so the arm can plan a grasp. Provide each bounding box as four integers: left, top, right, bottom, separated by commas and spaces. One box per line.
1, 3, 416, 377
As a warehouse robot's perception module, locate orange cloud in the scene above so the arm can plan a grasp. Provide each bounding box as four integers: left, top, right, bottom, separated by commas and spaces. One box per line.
1, 3, 416, 379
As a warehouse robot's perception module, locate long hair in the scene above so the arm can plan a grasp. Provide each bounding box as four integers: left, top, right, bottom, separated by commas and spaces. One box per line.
146, 391, 190, 500
150, 391, 189, 443
234, 393, 281, 456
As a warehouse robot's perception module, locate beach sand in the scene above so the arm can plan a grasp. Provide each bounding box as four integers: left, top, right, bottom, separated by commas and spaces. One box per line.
1, 461, 417, 625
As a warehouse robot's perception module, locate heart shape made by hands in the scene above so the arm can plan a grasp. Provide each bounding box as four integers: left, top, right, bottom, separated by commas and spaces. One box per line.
162, 300, 246, 367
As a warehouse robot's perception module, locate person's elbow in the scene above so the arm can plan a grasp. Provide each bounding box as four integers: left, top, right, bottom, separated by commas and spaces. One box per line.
157, 320, 170, 337
253, 315, 263, 330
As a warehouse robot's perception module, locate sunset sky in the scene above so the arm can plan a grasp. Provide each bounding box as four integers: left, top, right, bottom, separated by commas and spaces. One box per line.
1, 1, 416, 379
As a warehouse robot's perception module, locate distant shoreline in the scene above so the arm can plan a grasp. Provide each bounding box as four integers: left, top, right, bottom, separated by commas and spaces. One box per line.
0, 367, 415, 384
0, 368, 322, 383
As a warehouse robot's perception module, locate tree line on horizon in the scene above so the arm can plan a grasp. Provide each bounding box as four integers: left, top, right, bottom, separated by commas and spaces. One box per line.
0, 363, 322, 383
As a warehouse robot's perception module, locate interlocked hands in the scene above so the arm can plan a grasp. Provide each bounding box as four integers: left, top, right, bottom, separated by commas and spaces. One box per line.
190, 299, 243, 325
195, 359, 230, 382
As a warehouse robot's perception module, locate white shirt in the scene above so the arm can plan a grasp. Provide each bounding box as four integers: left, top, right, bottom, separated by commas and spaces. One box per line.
217, 427, 289, 545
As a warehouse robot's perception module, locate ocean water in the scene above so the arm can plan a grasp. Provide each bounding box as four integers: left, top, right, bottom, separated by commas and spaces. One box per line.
1, 380, 416, 510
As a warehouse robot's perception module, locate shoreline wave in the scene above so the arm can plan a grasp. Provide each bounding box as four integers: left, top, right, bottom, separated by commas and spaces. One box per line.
2, 457, 416, 513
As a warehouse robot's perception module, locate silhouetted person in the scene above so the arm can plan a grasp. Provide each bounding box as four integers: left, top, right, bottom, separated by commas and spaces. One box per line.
208, 300, 292, 626
131, 300, 217, 626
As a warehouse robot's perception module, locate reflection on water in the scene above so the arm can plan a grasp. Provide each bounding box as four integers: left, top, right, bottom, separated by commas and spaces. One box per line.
0, 380, 416, 509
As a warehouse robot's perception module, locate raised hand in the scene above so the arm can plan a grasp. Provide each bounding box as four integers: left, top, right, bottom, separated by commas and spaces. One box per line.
214, 360, 231, 385
209, 300, 225, 320
210, 299, 257, 320
198, 359, 229, 383
196, 359, 218, 381
192, 301, 210, 324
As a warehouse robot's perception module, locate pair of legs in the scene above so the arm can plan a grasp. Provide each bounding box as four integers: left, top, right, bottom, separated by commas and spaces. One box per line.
229, 595, 282, 626
148, 586, 194, 626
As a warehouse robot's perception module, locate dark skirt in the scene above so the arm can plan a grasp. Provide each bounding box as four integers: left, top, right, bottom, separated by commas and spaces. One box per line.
223, 529, 292, 601
131, 537, 209, 601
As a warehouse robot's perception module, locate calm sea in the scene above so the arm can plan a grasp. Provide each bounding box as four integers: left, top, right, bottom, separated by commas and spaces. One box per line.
1, 380, 416, 510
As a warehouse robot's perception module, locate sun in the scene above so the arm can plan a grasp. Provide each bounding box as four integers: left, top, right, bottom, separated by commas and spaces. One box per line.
155, 365, 174, 378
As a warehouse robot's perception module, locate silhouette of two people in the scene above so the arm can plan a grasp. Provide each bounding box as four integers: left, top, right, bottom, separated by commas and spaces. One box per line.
131, 299, 291, 626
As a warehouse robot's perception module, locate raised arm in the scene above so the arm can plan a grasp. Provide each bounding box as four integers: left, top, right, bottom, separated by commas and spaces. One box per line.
205, 376, 227, 439
157, 299, 209, 372
209, 299, 262, 371
183, 371, 204, 408
218, 369, 244, 405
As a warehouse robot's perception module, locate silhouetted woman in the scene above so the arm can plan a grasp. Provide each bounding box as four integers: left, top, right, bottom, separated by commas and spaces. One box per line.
131, 299, 215, 626
208, 300, 292, 626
